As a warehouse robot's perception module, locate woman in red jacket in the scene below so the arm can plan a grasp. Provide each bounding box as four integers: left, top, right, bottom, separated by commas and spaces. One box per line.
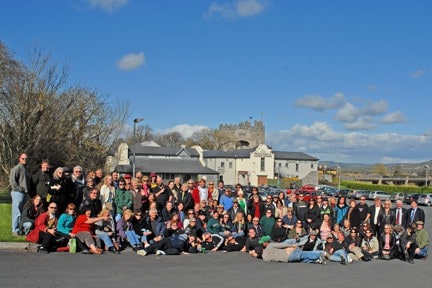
71, 206, 109, 254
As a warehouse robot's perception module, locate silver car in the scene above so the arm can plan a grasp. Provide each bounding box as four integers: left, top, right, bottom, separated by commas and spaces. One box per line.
369, 191, 390, 201
389, 192, 405, 202
417, 194, 432, 206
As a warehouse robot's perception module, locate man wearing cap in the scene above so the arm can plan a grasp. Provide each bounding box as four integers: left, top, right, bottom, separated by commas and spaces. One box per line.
227, 198, 244, 220
302, 230, 320, 251
324, 233, 348, 265
414, 221, 429, 259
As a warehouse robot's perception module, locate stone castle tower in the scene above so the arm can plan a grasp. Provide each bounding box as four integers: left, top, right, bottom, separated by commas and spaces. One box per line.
218, 120, 265, 150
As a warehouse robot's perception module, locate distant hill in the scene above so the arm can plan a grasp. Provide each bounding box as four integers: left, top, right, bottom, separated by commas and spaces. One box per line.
320, 160, 432, 176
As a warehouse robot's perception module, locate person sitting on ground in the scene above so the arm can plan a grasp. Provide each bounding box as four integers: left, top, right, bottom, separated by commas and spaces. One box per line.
207, 210, 224, 235
144, 208, 166, 245
241, 228, 262, 254
71, 206, 108, 254
379, 224, 396, 260
302, 230, 320, 251
20, 194, 45, 235
414, 220, 429, 259
260, 209, 276, 236
360, 228, 379, 260
56, 203, 77, 246
270, 217, 288, 243
94, 208, 120, 254
116, 209, 142, 251
323, 233, 348, 265
345, 227, 370, 262
26, 201, 62, 253
393, 224, 416, 263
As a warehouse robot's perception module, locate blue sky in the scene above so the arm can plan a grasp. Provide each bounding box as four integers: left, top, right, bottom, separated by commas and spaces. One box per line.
1, 0, 431, 164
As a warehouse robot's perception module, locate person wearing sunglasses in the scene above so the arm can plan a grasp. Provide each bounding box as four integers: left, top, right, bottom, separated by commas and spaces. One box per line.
26, 202, 62, 253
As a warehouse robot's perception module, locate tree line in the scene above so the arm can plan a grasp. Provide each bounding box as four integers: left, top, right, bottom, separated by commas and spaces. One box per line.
0, 42, 237, 188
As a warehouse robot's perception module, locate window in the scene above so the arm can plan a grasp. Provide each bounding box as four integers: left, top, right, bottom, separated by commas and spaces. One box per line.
220, 162, 225, 168
311, 163, 314, 169
261, 158, 265, 171
278, 163, 282, 168
229, 162, 233, 169
285, 163, 288, 168
296, 163, 299, 172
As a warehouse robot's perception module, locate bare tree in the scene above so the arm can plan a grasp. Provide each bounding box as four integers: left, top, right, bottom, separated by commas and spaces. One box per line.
0, 42, 129, 185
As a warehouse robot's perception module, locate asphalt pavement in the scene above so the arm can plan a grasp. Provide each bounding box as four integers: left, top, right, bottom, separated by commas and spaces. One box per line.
1, 200, 430, 288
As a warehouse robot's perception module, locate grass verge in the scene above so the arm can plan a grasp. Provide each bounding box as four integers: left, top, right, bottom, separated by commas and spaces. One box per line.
0, 203, 27, 242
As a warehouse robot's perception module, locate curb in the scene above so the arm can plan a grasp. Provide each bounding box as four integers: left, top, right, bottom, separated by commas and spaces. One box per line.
0, 242, 38, 252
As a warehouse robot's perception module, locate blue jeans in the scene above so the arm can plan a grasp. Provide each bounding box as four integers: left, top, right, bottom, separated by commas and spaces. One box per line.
288, 247, 322, 263
97, 232, 114, 248
11, 191, 26, 233
22, 221, 33, 235
125, 230, 140, 246
329, 249, 348, 262
416, 246, 429, 258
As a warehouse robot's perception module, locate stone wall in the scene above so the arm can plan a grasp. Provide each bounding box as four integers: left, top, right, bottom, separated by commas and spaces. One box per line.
218, 120, 265, 149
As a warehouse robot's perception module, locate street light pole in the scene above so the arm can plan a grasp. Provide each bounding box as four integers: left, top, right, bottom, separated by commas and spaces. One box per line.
132, 118, 145, 177
337, 166, 341, 191
425, 165, 430, 187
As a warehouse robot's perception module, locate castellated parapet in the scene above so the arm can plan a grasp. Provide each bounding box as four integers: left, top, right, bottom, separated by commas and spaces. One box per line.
218, 120, 265, 150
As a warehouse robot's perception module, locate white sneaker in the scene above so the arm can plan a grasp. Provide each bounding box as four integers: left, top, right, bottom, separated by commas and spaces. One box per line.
137, 250, 147, 256
156, 250, 166, 255
347, 255, 353, 263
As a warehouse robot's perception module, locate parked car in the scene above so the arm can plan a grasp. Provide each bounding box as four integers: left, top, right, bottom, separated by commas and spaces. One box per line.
368, 191, 390, 201
404, 193, 420, 204
353, 190, 369, 200
389, 192, 405, 202
417, 194, 432, 206
317, 186, 338, 197
337, 189, 353, 198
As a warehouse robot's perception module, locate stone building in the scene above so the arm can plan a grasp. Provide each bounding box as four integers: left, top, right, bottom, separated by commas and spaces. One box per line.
218, 120, 265, 150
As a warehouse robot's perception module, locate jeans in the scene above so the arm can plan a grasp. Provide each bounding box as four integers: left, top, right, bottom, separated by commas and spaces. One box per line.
288, 247, 322, 263
11, 191, 26, 233
22, 221, 33, 235
329, 249, 348, 262
417, 245, 429, 257
97, 232, 114, 248
125, 230, 140, 246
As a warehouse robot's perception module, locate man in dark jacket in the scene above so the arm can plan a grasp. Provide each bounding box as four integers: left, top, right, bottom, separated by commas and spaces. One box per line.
31, 159, 51, 202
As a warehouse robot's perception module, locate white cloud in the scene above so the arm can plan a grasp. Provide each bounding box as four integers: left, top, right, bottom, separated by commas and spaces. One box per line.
87, 0, 128, 12
294, 92, 346, 112
411, 69, 424, 79
206, 0, 267, 18
335, 103, 360, 123
267, 122, 432, 164
343, 117, 375, 131
117, 52, 146, 71
381, 111, 407, 124
159, 124, 209, 139
361, 100, 388, 116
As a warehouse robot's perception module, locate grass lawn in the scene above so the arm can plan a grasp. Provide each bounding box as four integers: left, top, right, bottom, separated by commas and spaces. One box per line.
0, 189, 27, 242
0, 203, 26, 242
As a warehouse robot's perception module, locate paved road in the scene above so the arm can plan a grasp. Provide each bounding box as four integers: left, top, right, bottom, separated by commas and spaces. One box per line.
1, 201, 430, 288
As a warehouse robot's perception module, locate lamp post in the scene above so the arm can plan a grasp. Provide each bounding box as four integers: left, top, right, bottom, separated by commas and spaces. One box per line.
425, 165, 430, 187
132, 118, 145, 177
337, 166, 341, 191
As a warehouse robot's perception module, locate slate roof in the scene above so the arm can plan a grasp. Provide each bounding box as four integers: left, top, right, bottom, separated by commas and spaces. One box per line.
130, 143, 200, 157
115, 158, 217, 175
273, 151, 319, 161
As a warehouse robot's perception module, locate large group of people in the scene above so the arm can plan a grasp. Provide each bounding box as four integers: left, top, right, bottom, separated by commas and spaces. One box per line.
9, 154, 430, 265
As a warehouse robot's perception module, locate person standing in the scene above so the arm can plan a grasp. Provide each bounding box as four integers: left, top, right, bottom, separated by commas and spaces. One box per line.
10, 153, 31, 235
31, 159, 51, 204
